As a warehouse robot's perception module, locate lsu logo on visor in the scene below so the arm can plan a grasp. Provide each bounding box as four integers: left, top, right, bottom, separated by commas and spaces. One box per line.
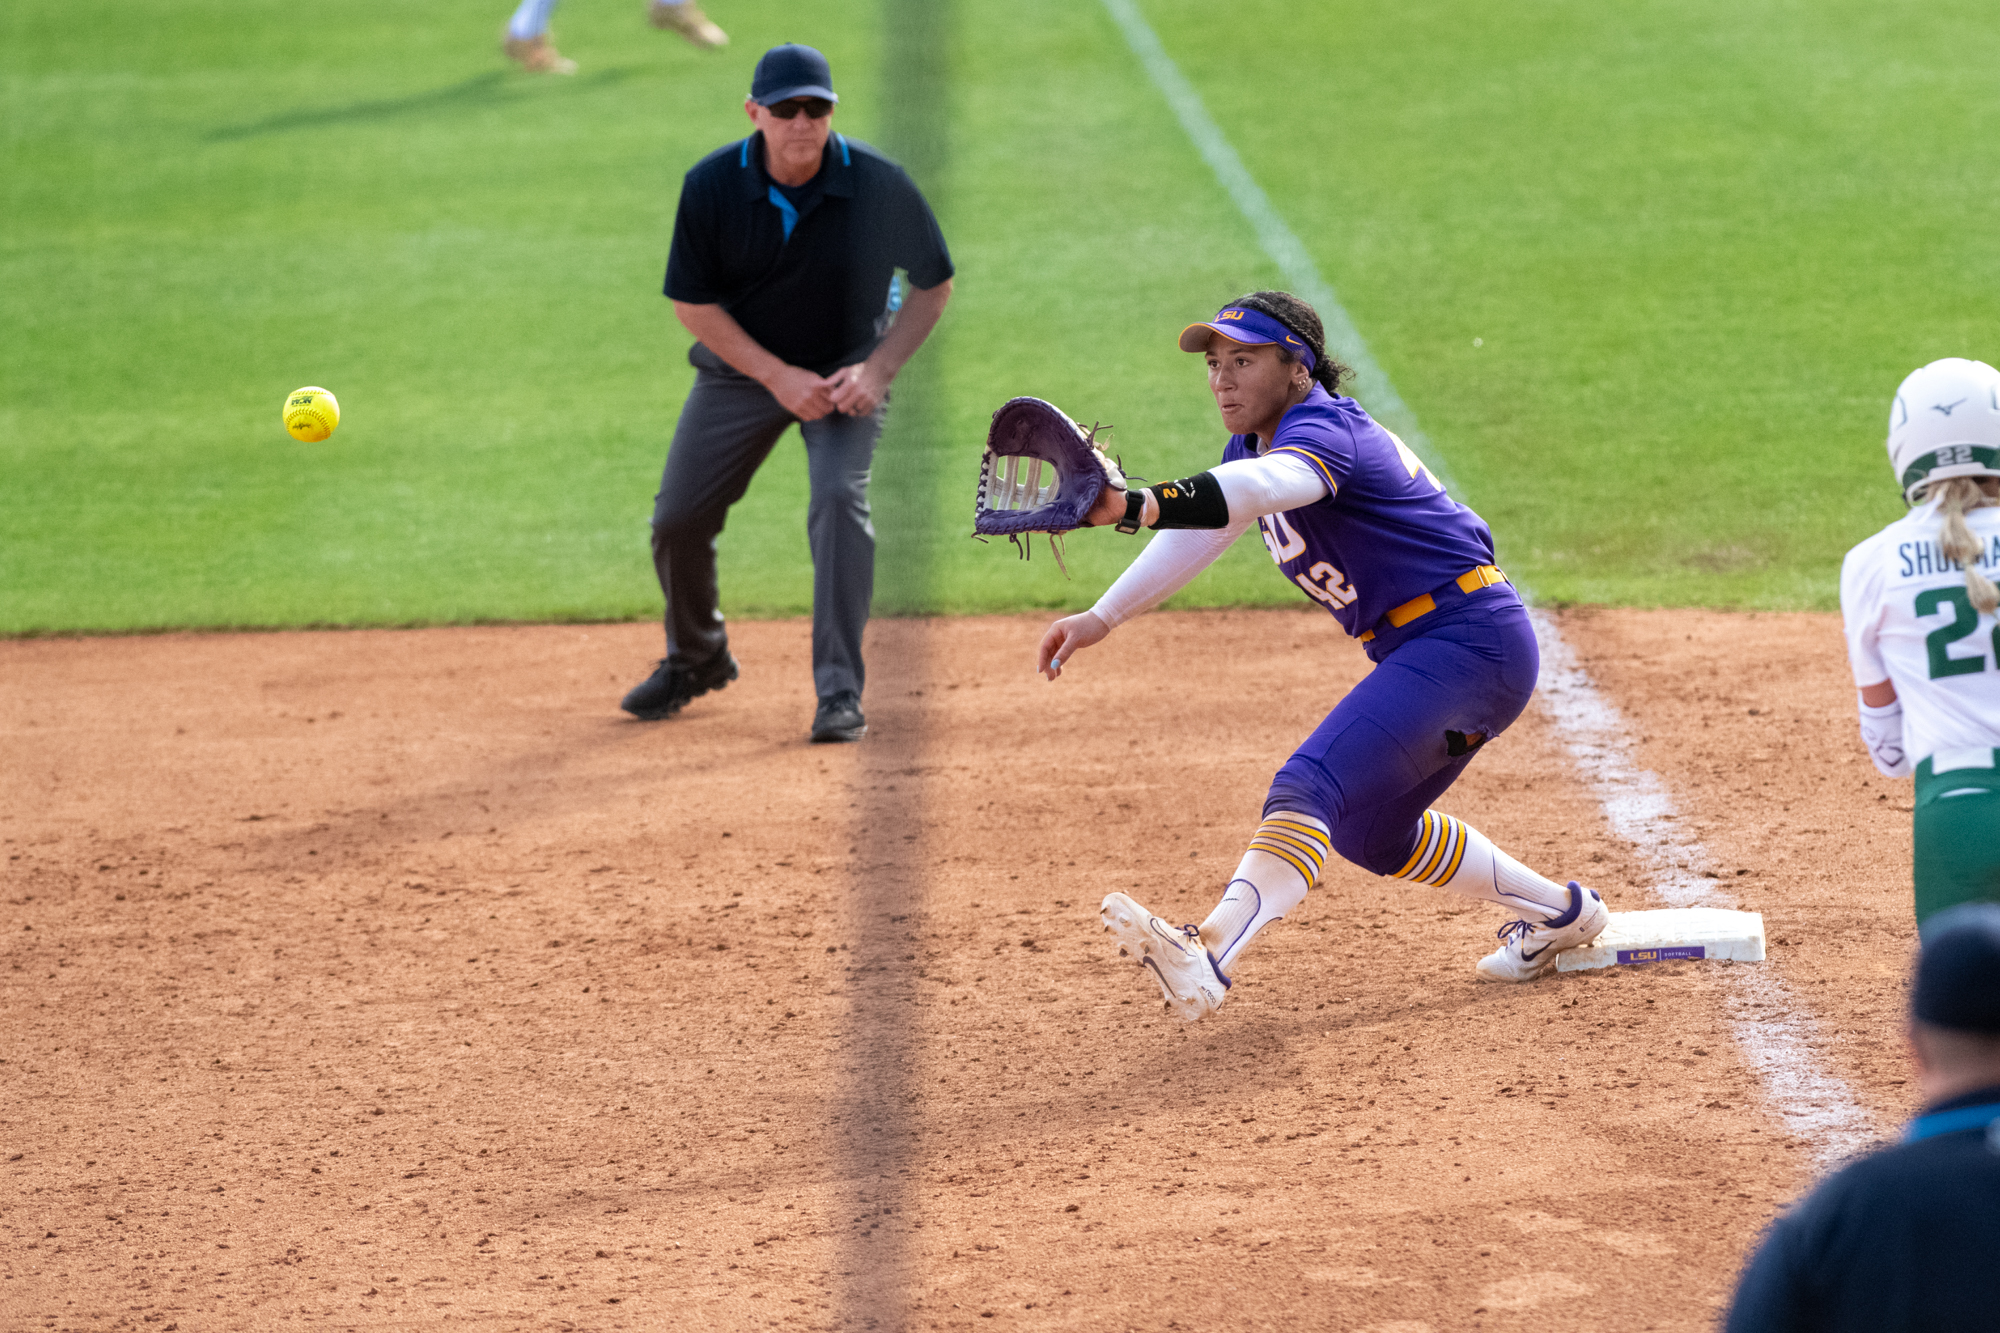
1216, 309, 1245, 321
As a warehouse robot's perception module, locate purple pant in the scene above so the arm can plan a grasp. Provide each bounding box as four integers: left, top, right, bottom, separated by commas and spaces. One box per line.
1264, 588, 1539, 876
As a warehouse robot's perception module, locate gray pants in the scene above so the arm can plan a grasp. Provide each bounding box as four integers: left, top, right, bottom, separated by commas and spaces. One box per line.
651, 345, 885, 702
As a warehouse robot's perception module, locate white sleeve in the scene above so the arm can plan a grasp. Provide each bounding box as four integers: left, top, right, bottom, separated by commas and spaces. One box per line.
1839, 539, 1891, 687
1090, 523, 1250, 629
1212, 451, 1330, 521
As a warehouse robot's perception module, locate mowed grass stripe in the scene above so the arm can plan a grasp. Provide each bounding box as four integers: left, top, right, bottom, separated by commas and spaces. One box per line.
0, 0, 886, 632
7, 1, 1997, 632
906, 0, 1296, 614
1141, 0, 2000, 607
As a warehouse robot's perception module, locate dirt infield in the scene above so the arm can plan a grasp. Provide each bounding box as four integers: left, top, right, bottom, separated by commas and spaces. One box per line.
0, 607, 1920, 1331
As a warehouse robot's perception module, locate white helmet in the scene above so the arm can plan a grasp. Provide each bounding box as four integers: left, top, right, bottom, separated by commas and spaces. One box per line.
1887, 358, 2000, 504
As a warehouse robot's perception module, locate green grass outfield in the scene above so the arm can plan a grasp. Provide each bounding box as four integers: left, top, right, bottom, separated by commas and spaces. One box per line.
4, 0, 1997, 633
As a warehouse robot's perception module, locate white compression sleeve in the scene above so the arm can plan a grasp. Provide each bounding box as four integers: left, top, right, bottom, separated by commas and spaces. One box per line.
1211, 451, 1329, 520
507, 0, 560, 39
1857, 698, 1912, 778
1089, 524, 1246, 629
1087, 454, 1324, 629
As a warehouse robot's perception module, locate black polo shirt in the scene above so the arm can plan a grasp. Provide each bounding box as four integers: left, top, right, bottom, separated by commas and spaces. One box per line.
1723, 1083, 2000, 1333
664, 131, 953, 376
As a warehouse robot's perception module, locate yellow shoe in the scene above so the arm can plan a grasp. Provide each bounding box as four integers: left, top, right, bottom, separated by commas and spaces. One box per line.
647, 0, 728, 48
502, 31, 578, 74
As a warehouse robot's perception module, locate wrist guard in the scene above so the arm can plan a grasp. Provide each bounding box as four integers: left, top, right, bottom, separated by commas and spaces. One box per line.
1857, 698, 1911, 779
1114, 490, 1146, 534
1147, 471, 1230, 529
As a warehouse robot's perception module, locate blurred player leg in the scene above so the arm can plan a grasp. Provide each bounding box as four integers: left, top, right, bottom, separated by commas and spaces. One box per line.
624, 359, 793, 719
648, 0, 730, 48
502, 0, 577, 73
798, 402, 886, 737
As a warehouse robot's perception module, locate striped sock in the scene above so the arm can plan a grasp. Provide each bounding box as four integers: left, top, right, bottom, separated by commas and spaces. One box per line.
1394, 811, 1571, 918
1200, 813, 1331, 974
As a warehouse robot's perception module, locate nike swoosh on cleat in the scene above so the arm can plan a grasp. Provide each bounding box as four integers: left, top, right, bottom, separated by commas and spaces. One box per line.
1519, 942, 1555, 962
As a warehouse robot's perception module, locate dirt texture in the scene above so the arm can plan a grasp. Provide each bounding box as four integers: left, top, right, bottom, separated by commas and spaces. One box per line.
0, 607, 1915, 1332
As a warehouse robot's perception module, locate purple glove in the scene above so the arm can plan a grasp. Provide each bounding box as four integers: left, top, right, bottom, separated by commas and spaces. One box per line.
974, 397, 1129, 538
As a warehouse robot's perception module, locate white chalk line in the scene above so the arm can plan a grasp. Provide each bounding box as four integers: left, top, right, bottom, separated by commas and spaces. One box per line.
1101, 0, 1880, 1167
1095, 0, 1459, 496
1530, 616, 1880, 1164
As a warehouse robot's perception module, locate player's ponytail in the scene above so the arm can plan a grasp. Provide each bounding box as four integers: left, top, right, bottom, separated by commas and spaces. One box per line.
1931, 477, 2000, 614
1228, 290, 1352, 396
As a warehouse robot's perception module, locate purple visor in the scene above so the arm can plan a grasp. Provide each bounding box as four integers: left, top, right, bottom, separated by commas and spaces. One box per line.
1178, 306, 1315, 371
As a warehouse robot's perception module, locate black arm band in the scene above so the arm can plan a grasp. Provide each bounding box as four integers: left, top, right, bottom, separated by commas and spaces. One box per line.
1146, 471, 1231, 529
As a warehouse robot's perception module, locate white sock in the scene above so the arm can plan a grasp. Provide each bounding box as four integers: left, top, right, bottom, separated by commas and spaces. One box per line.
507, 0, 560, 40
1393, 811, 1572, 918
1198, 813, 1330, 975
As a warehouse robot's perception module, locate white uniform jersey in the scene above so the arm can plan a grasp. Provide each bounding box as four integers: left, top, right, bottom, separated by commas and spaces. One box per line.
1840, 499, 2000, 765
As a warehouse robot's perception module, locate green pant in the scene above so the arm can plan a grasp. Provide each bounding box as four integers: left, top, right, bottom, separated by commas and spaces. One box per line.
1915, 749, 2000, 928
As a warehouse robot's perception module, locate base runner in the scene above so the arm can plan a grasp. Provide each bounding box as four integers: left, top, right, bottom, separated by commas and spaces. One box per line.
1840, 357, 2000, 929
1035, 291, 1609, 1019
501, 0, 727, 75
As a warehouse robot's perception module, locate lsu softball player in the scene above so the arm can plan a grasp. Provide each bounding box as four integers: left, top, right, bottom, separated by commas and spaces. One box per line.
1841, 357, 2000, 930
1037, 290, 1609, 1019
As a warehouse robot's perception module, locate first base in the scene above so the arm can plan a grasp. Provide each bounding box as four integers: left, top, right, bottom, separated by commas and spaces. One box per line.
1555, 907, 1766, 973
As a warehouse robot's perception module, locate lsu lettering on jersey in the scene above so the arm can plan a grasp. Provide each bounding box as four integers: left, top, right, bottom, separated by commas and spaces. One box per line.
1223, 385, 1498, 637
1841, 501, 2000, 764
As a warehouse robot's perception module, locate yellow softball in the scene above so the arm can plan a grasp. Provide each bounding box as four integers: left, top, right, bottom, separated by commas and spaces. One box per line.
283, 386, 340, 442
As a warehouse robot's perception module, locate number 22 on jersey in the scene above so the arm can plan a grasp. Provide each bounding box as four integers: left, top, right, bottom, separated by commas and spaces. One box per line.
1259, 512, 1356, 609
1918, 586, 2000, 679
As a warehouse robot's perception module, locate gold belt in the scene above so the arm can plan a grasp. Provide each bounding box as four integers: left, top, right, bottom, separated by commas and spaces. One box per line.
1357, 565, 1508, 643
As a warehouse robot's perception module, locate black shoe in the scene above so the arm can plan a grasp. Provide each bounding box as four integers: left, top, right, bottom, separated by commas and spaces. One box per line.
619, 651, 739, 720
809, 691, 867, 743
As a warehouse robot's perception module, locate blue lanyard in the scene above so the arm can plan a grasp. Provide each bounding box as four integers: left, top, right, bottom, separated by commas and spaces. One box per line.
1904, 1101, 2000, 1142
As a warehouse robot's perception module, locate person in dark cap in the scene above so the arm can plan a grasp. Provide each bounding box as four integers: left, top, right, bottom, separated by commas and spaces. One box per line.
620, 42, 954, 743
1724, 902, 2000, 1332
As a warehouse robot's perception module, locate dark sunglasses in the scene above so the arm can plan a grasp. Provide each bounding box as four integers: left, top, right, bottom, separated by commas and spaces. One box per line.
768, 97, 834, 120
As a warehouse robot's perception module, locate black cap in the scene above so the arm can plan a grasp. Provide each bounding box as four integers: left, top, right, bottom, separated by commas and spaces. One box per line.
750, 43, 837, 106
1913, 902, 2000, 1035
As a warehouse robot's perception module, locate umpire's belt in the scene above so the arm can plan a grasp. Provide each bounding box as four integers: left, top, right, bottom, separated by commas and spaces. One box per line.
1357, 565, 1508, 643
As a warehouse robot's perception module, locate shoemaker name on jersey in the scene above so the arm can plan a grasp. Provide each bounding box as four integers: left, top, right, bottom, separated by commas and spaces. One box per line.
1899, 535, 2000, 578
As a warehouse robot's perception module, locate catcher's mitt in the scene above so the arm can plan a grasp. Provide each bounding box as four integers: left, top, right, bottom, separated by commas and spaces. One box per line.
973, 398, 1128, 570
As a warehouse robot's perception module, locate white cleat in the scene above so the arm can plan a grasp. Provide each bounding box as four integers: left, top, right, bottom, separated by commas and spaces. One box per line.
1476, 881, 1609, 982
1100, 892, 1229, 1021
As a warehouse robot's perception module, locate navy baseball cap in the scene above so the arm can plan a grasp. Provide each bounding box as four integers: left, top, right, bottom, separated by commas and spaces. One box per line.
1913, 902, 2000, 1034
1179, 305, 1315, 371
751, 43, 838, 106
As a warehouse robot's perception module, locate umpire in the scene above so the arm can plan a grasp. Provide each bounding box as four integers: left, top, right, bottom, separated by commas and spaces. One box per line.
622, 42, 953, 742
1723, 903, 2000, 1332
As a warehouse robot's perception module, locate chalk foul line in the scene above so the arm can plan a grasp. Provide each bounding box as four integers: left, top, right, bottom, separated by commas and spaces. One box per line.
1531, 613, 1879, 1165
1102, 0, 1880, 1167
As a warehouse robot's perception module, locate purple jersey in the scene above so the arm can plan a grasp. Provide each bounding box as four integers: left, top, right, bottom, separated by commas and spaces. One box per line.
1225, 385, 1498, 637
